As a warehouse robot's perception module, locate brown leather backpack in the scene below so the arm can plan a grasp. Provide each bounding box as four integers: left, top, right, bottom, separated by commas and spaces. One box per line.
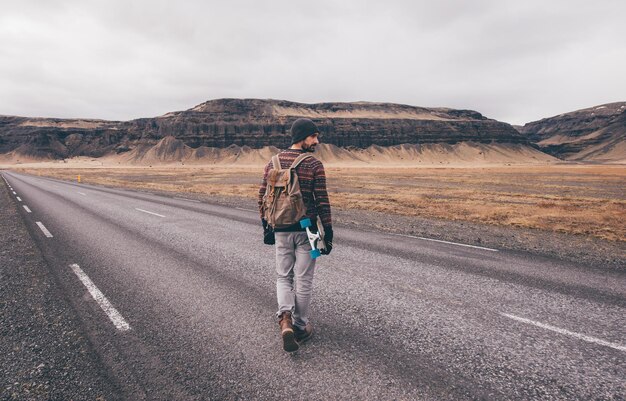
262, 153, 312, 229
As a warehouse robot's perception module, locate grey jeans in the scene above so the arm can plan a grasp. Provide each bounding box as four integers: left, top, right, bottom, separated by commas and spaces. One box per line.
275, 231, 316, 329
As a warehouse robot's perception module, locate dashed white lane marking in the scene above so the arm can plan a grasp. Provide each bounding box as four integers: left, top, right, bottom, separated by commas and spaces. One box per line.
78, 192, 86, 196
135, 208, 165, 218
69, 264, 131, 331
500, 313, 626, 352
36, 222, 53, 238
12, 191, 16, 195
16, 197, 22, 201
392, 233, 499, 252
174, 196, 200, 203
23, 205, 32, 213
235, 207, 256, 212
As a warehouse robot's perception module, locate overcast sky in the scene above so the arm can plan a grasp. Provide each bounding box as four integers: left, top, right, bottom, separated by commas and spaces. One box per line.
1, 0, 624, 125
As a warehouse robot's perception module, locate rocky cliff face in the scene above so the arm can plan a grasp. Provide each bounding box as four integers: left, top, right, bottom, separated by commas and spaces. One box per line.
0, 99, 527, 160
520, 102, 626, 162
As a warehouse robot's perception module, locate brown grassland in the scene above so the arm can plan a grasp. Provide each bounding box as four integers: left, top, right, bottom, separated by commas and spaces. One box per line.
12, 164, 626, 242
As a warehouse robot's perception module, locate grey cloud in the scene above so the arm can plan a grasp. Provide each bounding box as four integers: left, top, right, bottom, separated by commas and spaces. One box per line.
0, 0, 624, 125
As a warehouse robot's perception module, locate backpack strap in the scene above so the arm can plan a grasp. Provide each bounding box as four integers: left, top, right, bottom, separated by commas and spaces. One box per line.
271, 154, 281, 170
271, 153, 311, 171
289, 153, 312, 170
285, 153, 312, 195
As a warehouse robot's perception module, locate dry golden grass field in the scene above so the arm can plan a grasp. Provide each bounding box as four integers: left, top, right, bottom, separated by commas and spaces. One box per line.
12, 164, 626, 242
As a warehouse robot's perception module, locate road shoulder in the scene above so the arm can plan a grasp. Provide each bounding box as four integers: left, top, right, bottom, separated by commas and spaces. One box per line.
0, 174, 120, 400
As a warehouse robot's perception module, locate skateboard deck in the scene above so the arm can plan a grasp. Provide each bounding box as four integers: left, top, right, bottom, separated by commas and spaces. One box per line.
300, 217, 326, 259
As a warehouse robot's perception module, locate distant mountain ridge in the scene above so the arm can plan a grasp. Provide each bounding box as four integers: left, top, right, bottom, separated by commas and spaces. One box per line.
0, 99, 527, 161
520, 102, 626, 163
4, 98, 622, 164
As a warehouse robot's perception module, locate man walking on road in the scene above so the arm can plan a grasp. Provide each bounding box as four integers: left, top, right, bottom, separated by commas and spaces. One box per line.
258, 118, 333, 352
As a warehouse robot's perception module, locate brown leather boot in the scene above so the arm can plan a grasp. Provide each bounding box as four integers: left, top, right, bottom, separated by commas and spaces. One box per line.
278, 311, 299, 352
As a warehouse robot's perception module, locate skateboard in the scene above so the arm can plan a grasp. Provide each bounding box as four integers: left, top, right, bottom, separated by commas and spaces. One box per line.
300, 217, 326, 259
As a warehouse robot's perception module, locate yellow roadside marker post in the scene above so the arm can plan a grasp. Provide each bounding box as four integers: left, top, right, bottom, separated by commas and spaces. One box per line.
77, 175, 81, 183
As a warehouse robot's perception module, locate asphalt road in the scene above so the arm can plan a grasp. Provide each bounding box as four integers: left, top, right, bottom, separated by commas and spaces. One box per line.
2, 170, 625, 400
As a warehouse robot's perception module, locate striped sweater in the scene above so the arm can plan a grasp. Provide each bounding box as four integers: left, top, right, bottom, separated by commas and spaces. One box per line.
258, 149, 332, 231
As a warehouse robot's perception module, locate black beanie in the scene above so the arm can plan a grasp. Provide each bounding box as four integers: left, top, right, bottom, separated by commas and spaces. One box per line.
290, 118, 319, 144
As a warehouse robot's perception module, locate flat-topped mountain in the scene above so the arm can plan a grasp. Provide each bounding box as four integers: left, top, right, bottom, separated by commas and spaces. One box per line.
160, 99, 524, 148
0, 99, 528, 161
520, 102, 626, 163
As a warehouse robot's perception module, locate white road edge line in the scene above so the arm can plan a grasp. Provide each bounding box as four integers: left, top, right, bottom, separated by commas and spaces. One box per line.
500, 313, 626, 352
35, 222, 53, 238
78, 192, 86, 196
16, 197, 22, 202
23, 205, 31, 213
174, 196, 200, 203
235, 207, 256, 212
135, 208, 165, 218
69, 264, 131, 331
392, 233, 499, 252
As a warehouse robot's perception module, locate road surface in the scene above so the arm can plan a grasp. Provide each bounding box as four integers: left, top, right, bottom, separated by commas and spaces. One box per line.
2, 171, 624, 400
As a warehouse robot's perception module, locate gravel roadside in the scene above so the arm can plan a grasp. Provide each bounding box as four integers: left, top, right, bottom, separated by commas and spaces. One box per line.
0, 174, 120, 400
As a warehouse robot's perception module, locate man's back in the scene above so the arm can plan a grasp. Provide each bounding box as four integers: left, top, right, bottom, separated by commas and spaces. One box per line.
258, 148, 332, 231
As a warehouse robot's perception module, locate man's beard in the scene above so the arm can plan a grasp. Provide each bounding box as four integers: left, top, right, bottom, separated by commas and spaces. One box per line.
303, 144, 316, 153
